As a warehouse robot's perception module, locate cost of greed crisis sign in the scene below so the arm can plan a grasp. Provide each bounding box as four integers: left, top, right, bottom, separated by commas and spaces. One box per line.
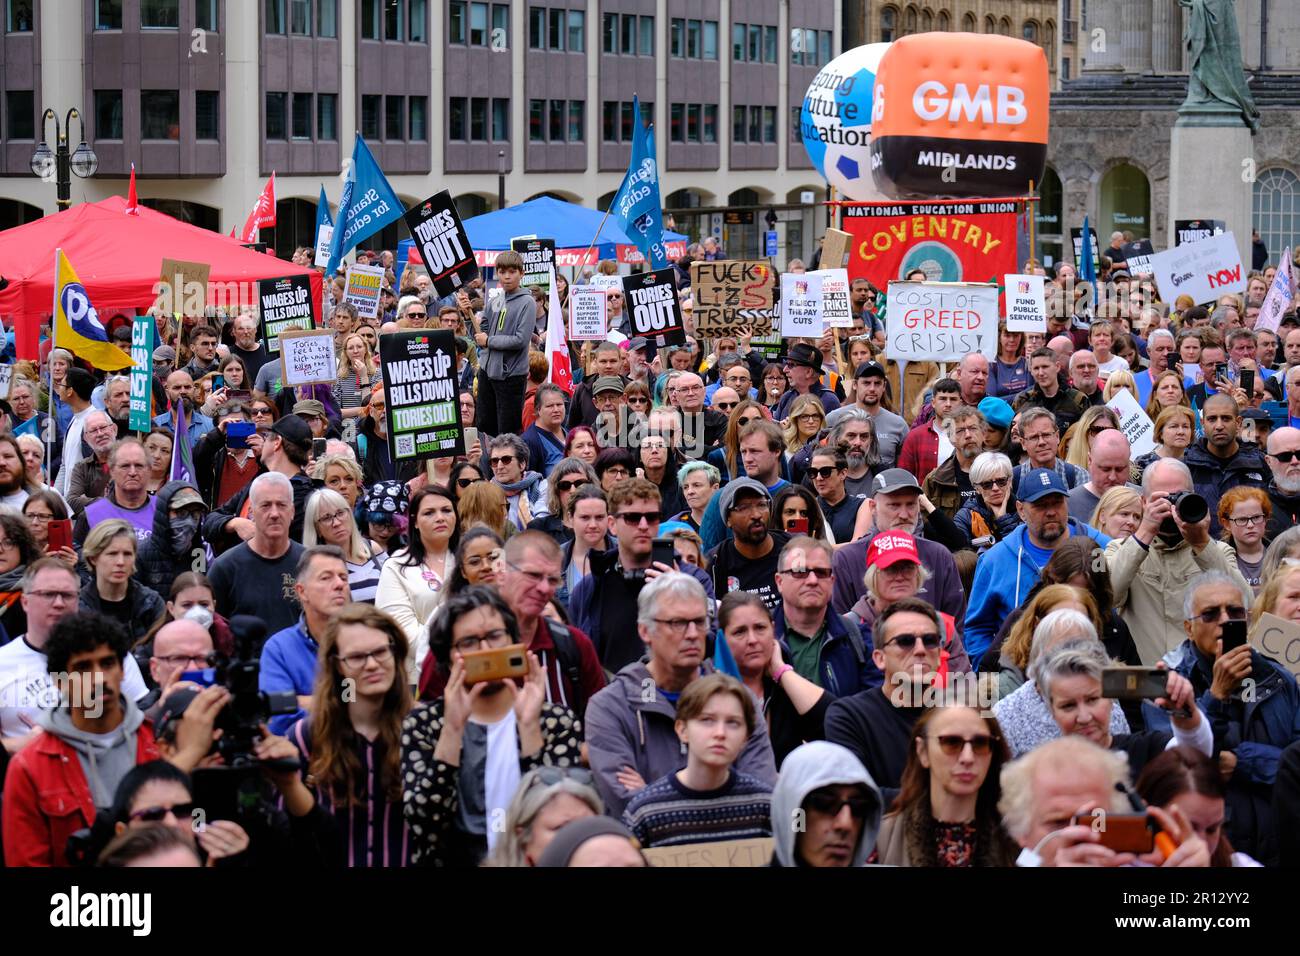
884, 281, 999, 363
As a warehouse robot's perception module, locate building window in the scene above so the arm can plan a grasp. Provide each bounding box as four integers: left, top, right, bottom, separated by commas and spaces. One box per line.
449, 1, 466, 42
733, 105, 746, 143
96, 0, 122, 29
963, 12, 975, 31
568, 100, 584, 141
140, 0, 178, 28
602, 101, 617, 141
747, 24, 760, 61
1254, 168, 1300, 264
409, 96, 426, 139
620, 12, 634, 53
1063, 57, 1071, 80
319, 0, 337, 37
529, 99, 545, 141
6, 0, 33, 31
732, 23, 744, 60
984, 16, 995, 34
385, 95, 404, 140
292, 93, 312, 139
547, 7, 564, 48
361, 94, 381, 138
937, 10, 949, 31
289, 0, 309, 34
469, 97, 487, 140
196, 90, 219, 139
670, 103, 683, 142
5, 90, 32, 138
880, 6, 896, 42
529, 6, 543, 47
141, 89, 179, 140
921, 9, 932, 31
763, 106, 776, 142
409, 0, 426, 41
820, 31, 831, 65
492, 98, 508, 140
905, 7, 917, 33
549, 99, 564, 140
94, 90, 123, 139
318, 93, 337, 139
470, 2, 487, 44
638, 15, 653, 55
449, 97, 466, 139
266, 0, 285, 34
686, 103, 700, 142
621, 101, 634, 140
568, 10, 584, 50
999, 18, 1011, 36
790, 106, 801, 142
360, 0, 378, 38
702, 103, 717, 142
602, 12, 615, 52
670, 18, 682, 57
265, 92, 287, 139
492, 4, 507, 45
384, 0, 403, 40
686, 20, 701, 58
703, 20, 717, 59
1023, 20, 1038, 43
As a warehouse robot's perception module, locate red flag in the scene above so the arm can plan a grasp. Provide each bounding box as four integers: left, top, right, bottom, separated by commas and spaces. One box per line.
545, 268, 572, 394
125, 164, 139, 215
238, 172, 277, 242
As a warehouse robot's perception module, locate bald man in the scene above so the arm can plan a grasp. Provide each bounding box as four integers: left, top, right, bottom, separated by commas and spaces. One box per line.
1047, 335, 1075, 378
149, 619, 215, 693
1265, 425, 1300, 542
1067, 429, 1134, 524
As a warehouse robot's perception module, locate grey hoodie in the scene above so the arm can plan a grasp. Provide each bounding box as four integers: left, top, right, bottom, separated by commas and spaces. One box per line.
483, 287, 537, 379
584, 659, 778, 817
40, 695, 146, 809
770, 741, 883, 868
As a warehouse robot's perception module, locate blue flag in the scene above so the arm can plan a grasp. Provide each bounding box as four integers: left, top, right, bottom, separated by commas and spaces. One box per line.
609, 96, 668, 269
1080, 215, 1098, 306
316, 183, 333, 230
325, 135, 404, 275
712, 627, 741, 679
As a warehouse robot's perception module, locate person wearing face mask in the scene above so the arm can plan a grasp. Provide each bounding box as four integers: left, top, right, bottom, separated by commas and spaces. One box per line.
132, 572, 235, 685
135, 482, 210, 599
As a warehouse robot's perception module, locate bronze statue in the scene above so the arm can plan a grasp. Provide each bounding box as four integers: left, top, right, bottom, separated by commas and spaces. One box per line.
1178, 0, 1260, 132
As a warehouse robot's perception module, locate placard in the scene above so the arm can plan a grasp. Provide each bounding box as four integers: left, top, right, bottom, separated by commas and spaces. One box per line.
258, 274, 315, 354
1004, 273, 1047, 332
1174, 219, 1226, 247
884, 281, 998, 363
748, 333, 787, 362
589, 274, 623, 291
1119, 239, 1156, 277
1071, 227, 1100, 270
623, 268, 686, 345
403, 190, 478, 298
157, 258, 210, 316
642, 838, 774, 868
812, 268, 852, 328
568, 286, 608, 341
0, 365, 11, 401
343, 263, 385, 318
314, 224, 334, 268
511, 237, 556, 295
1250, 613, 1300, 681
821, 228, 853, 270
279, 328, 339, 387
691, 260, 775, 336
1255, 248, 1292, 335
779, 271, 824, 337
1149, 231, 1245, 306
378, 329, 465, 461
128, 315, 154, 432
1104, 387, 1157, 457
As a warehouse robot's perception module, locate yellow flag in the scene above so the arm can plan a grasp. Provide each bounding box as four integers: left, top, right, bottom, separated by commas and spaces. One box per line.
53, 249, 132, 371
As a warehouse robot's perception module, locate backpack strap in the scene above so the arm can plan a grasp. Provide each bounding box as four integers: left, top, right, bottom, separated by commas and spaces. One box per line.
838, 613, 868, 665
545, 619, 588, 711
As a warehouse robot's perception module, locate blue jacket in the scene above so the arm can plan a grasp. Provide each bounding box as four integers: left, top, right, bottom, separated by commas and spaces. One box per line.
259, 616, 320, 735
1181, 438, 1267, 537
771, 605, 882, 698
154, 408, 215, 451
963, 520, 1111, 663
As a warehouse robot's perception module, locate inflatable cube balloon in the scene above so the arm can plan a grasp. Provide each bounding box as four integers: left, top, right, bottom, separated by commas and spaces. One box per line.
868, 33, 1049, 199
799, 43, 892, 202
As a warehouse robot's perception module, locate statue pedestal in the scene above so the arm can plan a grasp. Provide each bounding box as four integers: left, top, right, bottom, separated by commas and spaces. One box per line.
1168, 113, 1254, 267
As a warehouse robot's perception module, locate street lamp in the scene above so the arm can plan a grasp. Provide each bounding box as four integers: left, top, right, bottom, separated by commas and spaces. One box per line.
30, 108, 98, 211
497, 149, 507, 210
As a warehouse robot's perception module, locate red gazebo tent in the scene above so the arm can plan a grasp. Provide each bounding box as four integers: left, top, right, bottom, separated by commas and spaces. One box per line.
0, 195, 323, 361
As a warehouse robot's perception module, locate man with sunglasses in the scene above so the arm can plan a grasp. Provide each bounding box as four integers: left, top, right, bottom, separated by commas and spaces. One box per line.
1067, 428, 1134, 524
1264, 426, 1300, 541
708, 478, 787, 614
770, 741, 883, 867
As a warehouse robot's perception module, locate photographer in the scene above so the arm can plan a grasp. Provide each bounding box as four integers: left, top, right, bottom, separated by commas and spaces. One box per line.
1105, 458, 1249, 665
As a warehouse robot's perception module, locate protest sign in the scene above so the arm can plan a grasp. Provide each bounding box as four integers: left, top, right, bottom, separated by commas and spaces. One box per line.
568, 286, 608, 340
403, 190, 478, 298
749, 333, 786, 362
642, 838, 774, 868
1120, 239, 1156, 276
843, 201, 1018, 289
511, 237, 556, 295
812, 268, 853, 328
1104, 387, 1157, 457
344, 263, 385, 319
1255, 249, 1293, 335
314, 224, 334, 268
128, 315, 154, 432
156, 258, 210, 316
1174, 219, 1226, 247
623, 268, 685, 345
821, 228, 853, 270
1249, 613, 1300, 681
589, 274, 623, 291
884, 281, 998, 363
279, 328, 338, 387
779, 272, 825, 337
691, 260, 775, 336
258, 274, 315, 354
379, 329, 465, 461
0, 365, 10, 400
1004, 273, 1047, 332
1149, 231, 1244, 306
1071, 226, 1100, 270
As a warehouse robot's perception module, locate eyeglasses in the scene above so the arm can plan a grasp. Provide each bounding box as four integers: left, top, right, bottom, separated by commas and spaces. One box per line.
931, 734, 996, 757
507, 560, 563, 590
885, 632, 941, 651
524, 766, 597, 791
1191, 604, 1247, 624
1269, 450, 1300, 463
1022, 430, 1057, 444
490, 455, 516, 467
797, 412, 823, 422
456, 476, 483, 489
976, 476, 1010, 491
29, 589, 77, 604
808, 465, 841, 480
640, 439, 667, 451
318, 509, 350, 527
0, 540, 16, 551
452, 629, 513, 654
464, 548, 504, 569
604, 466, 630, 478
129, 802, 195, 824
155, 652, 211, 668
803, 789, 874, 819
1227, 513, 1266, 528
25, 513, 53, 523
778, 566, 833, 580
335, 643, 395, 670
617, 510, 660, 526
653, 616, 709, 636
556, 479, 586, 493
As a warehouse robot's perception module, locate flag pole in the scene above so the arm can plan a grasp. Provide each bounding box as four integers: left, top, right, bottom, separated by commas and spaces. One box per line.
577, 203, 617, 279
46, 250, 58, 488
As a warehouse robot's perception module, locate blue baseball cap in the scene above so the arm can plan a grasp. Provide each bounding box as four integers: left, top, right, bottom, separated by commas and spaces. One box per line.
978, 396, 1014, 432
1017, 468, 1069, 503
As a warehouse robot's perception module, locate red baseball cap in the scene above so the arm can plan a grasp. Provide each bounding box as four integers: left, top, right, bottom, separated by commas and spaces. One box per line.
866, 531, 921, 570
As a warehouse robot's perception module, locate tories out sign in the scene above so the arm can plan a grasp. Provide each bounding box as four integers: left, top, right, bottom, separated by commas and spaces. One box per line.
404, 190, 479, 298
1150, 231, 1244, 306
258, 274, 314, 354
884, 280, 998, 362
623, 268, 685, 344
379, 329, 465, 461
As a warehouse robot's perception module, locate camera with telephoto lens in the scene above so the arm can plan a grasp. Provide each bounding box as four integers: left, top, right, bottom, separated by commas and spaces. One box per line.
1160, 491, 1208, 536
211, 615, 300, 768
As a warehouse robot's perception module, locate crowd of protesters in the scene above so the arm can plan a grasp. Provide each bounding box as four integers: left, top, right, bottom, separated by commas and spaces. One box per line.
2, 237, 1300, 871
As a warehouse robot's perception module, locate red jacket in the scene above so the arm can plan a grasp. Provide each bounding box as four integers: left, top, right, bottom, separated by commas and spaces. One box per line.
3, 721, 159, 867
897, 421, 940, 485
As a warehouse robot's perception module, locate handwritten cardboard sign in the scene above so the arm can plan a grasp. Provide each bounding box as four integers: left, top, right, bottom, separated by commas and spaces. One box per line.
691, 260, 774, 336
821, 228, 853, 270
156, 258, 210, 316
278, 328, 338, 387
642, 837, 774, 868
1249, 613, 1300, 682
884, 281, 998, 363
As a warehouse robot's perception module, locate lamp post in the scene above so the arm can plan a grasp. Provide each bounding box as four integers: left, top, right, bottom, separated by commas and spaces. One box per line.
29, 108, 98, 211
497, 149, 507, 209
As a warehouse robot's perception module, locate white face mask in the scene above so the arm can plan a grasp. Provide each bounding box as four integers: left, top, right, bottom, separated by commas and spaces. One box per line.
182, 604, 213, 630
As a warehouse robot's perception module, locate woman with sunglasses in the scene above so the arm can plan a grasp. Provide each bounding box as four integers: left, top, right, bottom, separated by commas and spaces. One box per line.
486, 766, 603, 866
448, 460, 486, 506
707, 399, 771, 484
305, 488, 388, 604
1217, 488, 1270, 592
1062, 405, 1120, 470
623, 380, 652, 419
377, 485, 460, 656
875, 706, 1017, 866
952, 452, 1021, 554
528, 457, 598, 545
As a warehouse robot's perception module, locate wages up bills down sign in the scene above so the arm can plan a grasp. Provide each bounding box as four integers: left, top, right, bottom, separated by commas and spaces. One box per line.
379, 329, 465, 460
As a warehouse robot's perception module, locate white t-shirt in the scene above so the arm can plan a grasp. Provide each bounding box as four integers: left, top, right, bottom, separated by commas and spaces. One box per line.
1097, 355, 1130, 376
0, 637, 149, 737
0, 488, 29, 511
475, 711, 521, 854
56, 406, 93, 498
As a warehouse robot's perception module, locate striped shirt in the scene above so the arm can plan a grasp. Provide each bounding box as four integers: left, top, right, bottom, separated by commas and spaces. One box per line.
623, 770, 773, 848
333, 370, 382, 413
348, 551, 388, 605
288, 717, 411, 867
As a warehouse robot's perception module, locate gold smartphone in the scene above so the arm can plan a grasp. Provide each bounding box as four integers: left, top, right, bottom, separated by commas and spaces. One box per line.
462, 644, 528, 684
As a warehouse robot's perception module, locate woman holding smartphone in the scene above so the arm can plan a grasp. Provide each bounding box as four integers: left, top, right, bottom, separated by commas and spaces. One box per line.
22, 490, 77, 565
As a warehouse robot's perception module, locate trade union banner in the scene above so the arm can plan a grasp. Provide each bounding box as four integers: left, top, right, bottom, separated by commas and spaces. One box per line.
841, 201, 1020, 291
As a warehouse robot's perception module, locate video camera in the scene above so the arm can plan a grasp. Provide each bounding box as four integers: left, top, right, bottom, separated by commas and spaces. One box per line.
209, 615, 299, 768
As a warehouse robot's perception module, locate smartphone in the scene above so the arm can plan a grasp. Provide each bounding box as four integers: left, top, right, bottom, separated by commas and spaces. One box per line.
787, 517, 810, 535
179, 668, 217, 687
226, 420, 255, 449
214, 375, 225, 390
1239, 368, 1255, 399
1070, 811, 1155, 854
228, 389, 252, 403
1101, 666, 1168, 700
461, 644, 528, 685
1220, 619, 1249, 654
464, 426, 479, 450
312, 438, 328, 459
47, 518, 72, 553
1215, 361, 1231, 385
651, 537, 677, 569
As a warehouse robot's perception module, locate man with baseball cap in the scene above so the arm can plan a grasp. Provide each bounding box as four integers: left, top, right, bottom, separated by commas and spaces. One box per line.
774, 343, 841, 420
624, 336, 651, 384
568, 341, 627, 429
707, 478, 788, 612
292, 399, 331, 438
850, 361, 907, 469
964, 467, 1111, 663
